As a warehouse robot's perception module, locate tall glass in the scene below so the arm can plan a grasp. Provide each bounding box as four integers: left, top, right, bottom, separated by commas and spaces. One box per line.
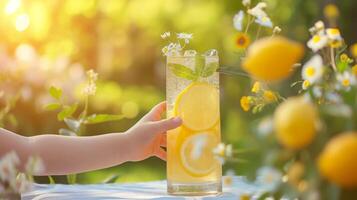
166, 52, 222, 195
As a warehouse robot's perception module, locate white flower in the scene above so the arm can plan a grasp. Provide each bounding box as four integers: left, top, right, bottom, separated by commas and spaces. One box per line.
83, 82, 96, 96
248, 2, 267, 18
273, 26, 282, 34
326, 28, 342, 41
160, 32, 171, 39
177, 33, 193, 44
307, 33, 328, 52
256, 166, 282, 191
309, 20, 325, 35
86, 69, 98, 81
325, 92, 342, 104
302, 55, 324, 84
162, 42, 182, 56
212, 143, 233, 164
242, 0, 251, 7
223, 169, 235, 186
25, 157, 45, 175
255, 16, 273, 28
312, 86, 323, 98
336, 71, 356, 90
233, 10, 244, 31
257, 117, 273, 136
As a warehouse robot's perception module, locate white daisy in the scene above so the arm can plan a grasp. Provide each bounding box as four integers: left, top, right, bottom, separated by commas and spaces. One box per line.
302, 80, 310, 90
177, 33, 193, 44
302, 55, 324, 84
255, 16, 273, 28
247, 2, 267, 18
273, 26, 282, 34
0, 152, 19, 182
255, 166, 282, 191
212, 143, 233, 164
233, 10, 244, 31
242, 0, 251, 7
307, 33, 328, 52
336, 71, 356, 90
326, 28, 342, 41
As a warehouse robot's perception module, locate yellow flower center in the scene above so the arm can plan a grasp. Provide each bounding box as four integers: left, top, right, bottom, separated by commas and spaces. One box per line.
342, 79, 350, 87
306, 66, 316, 77
329, 28, 340, 35
312, 35, 321, 43
236, 33, 251, 49
263, 90, 277, 103
303, 80, 310, 89
251, 81, 261, 93
262, 16, 268, 22
240, 96, 251, 111
340, 54, 348, 62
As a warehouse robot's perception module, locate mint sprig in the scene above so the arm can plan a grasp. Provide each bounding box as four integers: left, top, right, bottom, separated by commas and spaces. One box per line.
168, 56, 219, 81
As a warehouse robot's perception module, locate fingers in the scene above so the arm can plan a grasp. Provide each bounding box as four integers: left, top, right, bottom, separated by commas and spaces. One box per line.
160, 135, 166, 147
154, 148, 167, 161
143, 101, 166, 122
149, 117, 182, 133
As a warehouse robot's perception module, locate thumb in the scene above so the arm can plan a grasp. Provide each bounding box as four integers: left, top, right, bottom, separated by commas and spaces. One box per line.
149, 117, 182, 133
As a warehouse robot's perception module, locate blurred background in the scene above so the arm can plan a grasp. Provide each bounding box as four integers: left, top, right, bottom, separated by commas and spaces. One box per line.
0, 0, 356, 184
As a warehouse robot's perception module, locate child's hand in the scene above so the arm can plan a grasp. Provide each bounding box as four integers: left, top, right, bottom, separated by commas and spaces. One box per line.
125, 102, 182, 161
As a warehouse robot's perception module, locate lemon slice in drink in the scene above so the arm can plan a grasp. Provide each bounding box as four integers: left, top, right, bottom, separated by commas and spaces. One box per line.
174, 82, 219, 131
180, 132, 219, 177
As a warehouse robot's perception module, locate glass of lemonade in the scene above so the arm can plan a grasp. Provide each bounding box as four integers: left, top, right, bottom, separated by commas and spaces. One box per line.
166, 50, 222, 195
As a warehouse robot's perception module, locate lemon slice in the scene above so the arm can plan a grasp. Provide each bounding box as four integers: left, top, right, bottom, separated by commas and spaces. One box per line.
180, 132, 219, 177
175, 82, 219, 131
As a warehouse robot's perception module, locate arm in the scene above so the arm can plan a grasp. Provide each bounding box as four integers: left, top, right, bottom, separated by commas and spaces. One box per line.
0, 102, 181, 176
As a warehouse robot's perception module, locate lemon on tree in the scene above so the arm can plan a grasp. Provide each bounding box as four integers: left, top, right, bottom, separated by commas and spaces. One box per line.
318, 132, 357, 188
274, 96, 319, 150
242, 36, 304, 82
174, 82, 219, 131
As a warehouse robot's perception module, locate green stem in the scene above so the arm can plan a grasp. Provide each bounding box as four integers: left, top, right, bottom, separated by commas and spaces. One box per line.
330, 47, 337, 72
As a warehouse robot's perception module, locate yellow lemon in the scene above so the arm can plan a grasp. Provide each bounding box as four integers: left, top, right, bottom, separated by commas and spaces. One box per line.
242, 36, 304, 82
174, 82, 219, 131
180, 132, 219, 176
274, 97, 318, 149
318, 132, 357, 188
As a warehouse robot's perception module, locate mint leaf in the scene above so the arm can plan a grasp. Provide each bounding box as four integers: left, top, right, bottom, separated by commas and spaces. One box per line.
84, 114, 124, 124
57, 104, 78, 121
49, 86, 62, 100
201, 62, 219, 77
44, 103, 61, 111
168, 63, 198, 81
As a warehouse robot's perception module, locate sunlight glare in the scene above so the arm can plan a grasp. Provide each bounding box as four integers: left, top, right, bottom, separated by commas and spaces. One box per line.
15, 13, 30, 32
5, 0, 21, 15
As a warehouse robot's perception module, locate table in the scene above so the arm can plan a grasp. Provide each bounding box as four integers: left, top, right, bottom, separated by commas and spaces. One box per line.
22, 176, 271, 200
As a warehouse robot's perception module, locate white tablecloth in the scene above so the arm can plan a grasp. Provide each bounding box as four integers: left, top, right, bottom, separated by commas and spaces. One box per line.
22, 176, 270, 200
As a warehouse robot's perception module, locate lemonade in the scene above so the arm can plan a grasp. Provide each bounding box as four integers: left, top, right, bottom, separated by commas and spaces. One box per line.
166, 52, 222, 195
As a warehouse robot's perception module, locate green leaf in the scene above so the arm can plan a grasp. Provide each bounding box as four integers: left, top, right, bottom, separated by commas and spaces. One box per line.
168, 63, 198, 81
84, 114, 124, 124
194, 56, 205, 76
67, 174, 77, 184
201, 62, 219, 77
48, 176, 56, 184
49, 86, 62, 100
7, 114, 17, 127
44, 103, 61, 111
57, 104, 78, 121
59, 128, 77, 136
102, 174, 120, 184
64, 118, 81, 132
337, 61, 348, 73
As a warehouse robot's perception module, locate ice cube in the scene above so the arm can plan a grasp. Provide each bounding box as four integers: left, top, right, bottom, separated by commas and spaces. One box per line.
183, 50, 197, 57
204, 49, 218, 56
